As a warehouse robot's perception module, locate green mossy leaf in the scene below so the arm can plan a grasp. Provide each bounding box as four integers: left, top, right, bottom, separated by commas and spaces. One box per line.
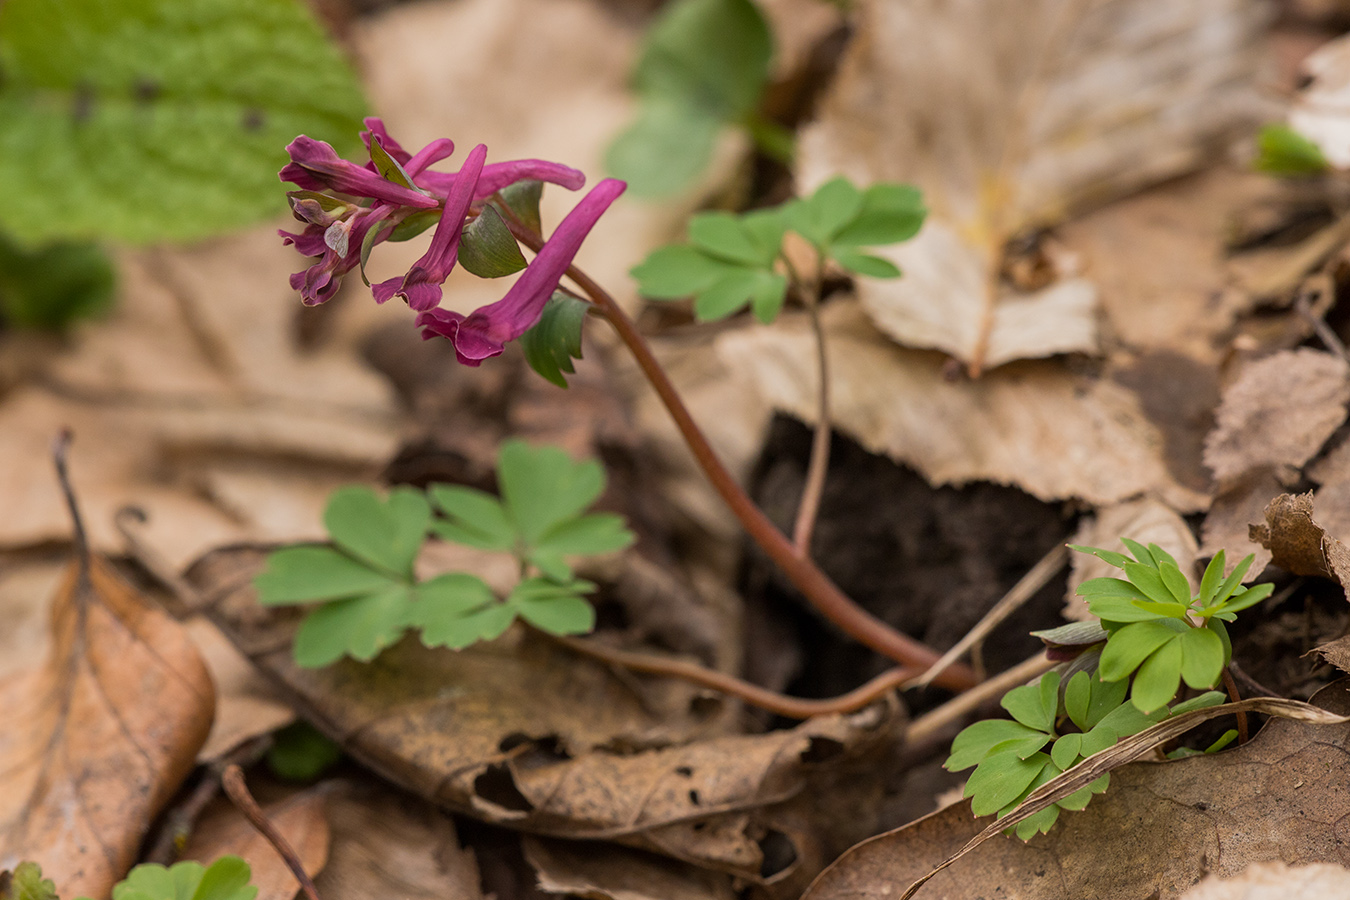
0, 0, 369, 245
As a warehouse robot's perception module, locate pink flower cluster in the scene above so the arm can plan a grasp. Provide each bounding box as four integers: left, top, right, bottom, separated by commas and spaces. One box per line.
280, 118, 624, 365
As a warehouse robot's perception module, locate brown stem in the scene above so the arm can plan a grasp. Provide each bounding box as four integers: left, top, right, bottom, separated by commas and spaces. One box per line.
1221, 666, 1250, 744
506, 220, 975, 691
549, 632, 915, 719
792, 269, 831, 556
221, 765, 323, 900
144, 737, 271, 864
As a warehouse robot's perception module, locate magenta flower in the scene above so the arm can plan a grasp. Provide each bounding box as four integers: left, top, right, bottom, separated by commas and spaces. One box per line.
370, 143, 487, 311
416, 178, 626, 365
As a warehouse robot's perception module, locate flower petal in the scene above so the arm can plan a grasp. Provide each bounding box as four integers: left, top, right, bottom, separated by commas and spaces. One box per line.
281, 135, 438, 208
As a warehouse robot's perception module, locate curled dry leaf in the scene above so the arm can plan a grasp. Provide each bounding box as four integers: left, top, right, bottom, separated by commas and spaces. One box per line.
1201, 470, 1282, 581
716, 301, 1208, 512
1203, 349, 1350, 487
0, 556, 214, 896
797, 0, 1269, 370
1065, 498, 1198, 621
183, 789, 331, 900
194, 547, 896, 882
1249, 492, 1350, 593
804, 682, 1350, 900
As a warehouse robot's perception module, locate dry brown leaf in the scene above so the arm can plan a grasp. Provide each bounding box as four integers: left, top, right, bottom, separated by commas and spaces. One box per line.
797, 0, 1270, 370
803, 682, 1350, 900
315, 782, 484, 900
1201, 470, 1283, 580
1180, 861, 1350, 900
1250, 492, 1350, 591
716, 301, 1208, 511
1203, 349, 1350, 486
1065, 498, 1198, 621
193, 546, 896, 882
186, 618, 295, 762
525, 836, 736, 900
0, 556, 214, 896
183, 789, 330, 900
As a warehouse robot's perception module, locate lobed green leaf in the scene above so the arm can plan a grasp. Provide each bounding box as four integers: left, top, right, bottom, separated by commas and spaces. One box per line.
291, 586, 414, 667
324, 485, 429, 579
254, 545, 394, 605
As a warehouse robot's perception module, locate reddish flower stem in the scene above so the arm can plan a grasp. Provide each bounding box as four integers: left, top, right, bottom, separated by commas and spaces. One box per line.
508, 221, 976, 691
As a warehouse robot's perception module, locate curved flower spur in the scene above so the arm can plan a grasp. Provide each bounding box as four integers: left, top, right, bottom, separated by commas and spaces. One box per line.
279, 116, 624, 363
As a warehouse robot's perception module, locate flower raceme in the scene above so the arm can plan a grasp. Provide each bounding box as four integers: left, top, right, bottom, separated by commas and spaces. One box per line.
278, 118, 624, 362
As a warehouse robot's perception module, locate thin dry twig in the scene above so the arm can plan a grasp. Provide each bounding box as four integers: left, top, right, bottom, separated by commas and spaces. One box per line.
221, 765, 323, 900
909, 544, 1068, 689
902, 653, 1058, 747
548, 631, 916, 719
144, 737, 272, 864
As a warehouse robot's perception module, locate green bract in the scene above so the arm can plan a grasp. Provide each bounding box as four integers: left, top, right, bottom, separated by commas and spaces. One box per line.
606, 0, 776, 196
520, 292, 590, 387
1074, 542, 1272, 712
630, 177, 926, 324
0, 0, 369, 245
254, 442, 633, 667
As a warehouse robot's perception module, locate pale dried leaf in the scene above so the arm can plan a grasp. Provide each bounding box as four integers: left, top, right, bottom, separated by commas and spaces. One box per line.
183, 790, 330, 900
1066, 498, 1198, 620
804, 682, 1350, 900
1203, 349, 1350, 485
1250, 492, 1350, 592
1180, 862, 1350, 900
798, 0, 1271, 368
716, 301, 1208, 511
0, 557, 214, 896
1289, 34, 1350, 168
315, 782, 484, 900
1201, 470, 1282, 580
186, 618, 294, 762
525, 836, 736, 900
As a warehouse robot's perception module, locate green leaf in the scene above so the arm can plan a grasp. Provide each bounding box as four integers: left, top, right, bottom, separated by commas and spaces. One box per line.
324, 486, 429, 579
831, 248, 901, 279
428, 484, 517, 551
0, 234, 115, 330
1121, 561, 1177, 607
694, 269, 787, 322
631, 243, 738, 298
498, 440, 606, 545
1157, 559, 1194, 605
1068, 544, 1133, 569
1098, 619, 1183, 681
113, 859, 256, 900
987, 733, 1057, 762
1120, 538, 1157, 566
520, 291, 589, 388
1076, 577, 1149, 601
1013, 803, 1060, 841
1087, 596, 1165, 623
1255, 124, 1330, 176
493, 179, 544, 235
785, 177, 863, 247
1128, 599, 1192, 619
1177, 626, 1225, 690
292, 586, 414, 667
606, 97, 723, 198
1050, 733, 1082, 771
831, 183, 926, 247
946, 719, 1049, 771
254, 545, 396, 605
1131, 638, 1184, 713
5, 863, 57, 900
508, 577, 596, 635
386, 208, 439, 243
1215, 582, 1273, 615
1065, 670, 1128, 732
535, 513, 634, 557
458, 206, 528, 278
689, 211, 769, 266
1056, 773, 1110, 812
1063, 670, 1092, 731
632, 0, 771, 120
1198, 551, 1225, 607
266, 721, 342, 782
965, 752, 1051, 816
1204, 729, 1239, 753
1000, 672, 1058, 733
405, 572, 505, 650
0, 0, 369, 245
1094, 696, 1167, 738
